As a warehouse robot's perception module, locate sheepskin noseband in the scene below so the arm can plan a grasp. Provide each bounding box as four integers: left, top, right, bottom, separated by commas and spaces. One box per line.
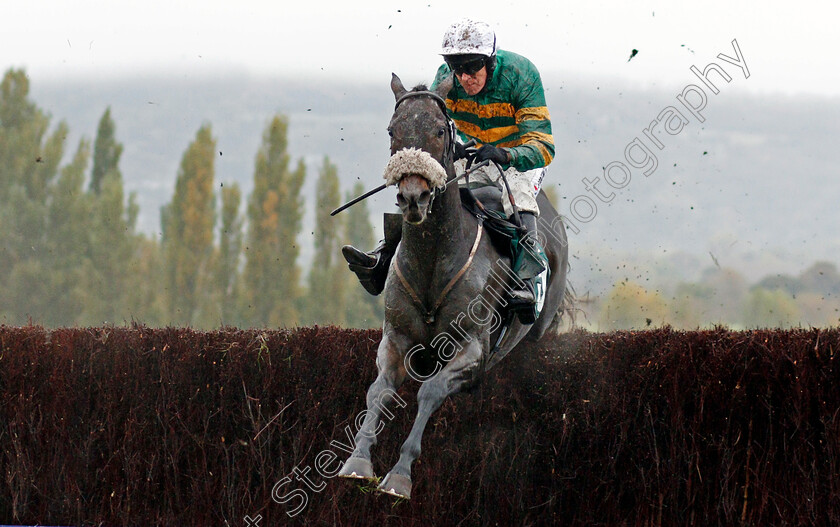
383, 147, 447, 190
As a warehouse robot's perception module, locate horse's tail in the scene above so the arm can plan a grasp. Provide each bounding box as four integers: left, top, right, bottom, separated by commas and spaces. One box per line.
549, 267, 588, 332
547, 277, 579, 329
562, 280, 578, 327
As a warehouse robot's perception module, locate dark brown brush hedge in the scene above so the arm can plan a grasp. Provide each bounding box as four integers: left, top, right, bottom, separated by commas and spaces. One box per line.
0, 325, 838, 526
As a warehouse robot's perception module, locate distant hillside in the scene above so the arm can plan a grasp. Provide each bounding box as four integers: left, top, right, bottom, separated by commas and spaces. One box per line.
29, 74, 840, 289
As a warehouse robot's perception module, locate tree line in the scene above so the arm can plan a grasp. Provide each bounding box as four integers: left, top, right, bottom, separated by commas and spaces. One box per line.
3, 67, 836, 331
593, 262, 840, 330
0, 68, 382, 328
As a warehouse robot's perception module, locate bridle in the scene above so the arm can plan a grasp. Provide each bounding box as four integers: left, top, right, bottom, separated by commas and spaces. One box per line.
393, 90, 457, 175
392, 90, 458, 214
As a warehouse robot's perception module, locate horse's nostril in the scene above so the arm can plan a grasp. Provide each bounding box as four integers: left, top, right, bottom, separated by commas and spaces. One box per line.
396, 194, 407, 207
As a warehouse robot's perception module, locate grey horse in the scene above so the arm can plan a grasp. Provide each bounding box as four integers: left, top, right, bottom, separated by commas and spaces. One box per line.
338, 73, 570, 499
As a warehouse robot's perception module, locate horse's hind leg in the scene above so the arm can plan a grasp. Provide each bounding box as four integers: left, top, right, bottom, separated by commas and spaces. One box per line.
378, 340, 482, 499
339, 335, 407, 481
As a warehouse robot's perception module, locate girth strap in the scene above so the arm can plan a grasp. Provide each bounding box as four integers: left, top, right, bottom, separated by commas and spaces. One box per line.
394, 220, 484, 325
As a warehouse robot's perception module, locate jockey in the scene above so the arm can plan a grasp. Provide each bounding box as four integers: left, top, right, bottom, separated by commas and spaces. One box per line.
342, 18, 553, 323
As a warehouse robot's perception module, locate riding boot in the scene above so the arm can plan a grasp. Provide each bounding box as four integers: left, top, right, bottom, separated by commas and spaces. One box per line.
508, 212, 548, 324
341, 213, 402, 296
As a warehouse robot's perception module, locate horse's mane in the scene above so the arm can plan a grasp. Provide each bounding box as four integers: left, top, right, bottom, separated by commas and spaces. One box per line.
411, 84, 429, 92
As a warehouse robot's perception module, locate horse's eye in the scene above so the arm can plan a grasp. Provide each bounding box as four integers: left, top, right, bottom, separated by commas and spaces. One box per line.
388, 128, 394, 137
437, 128, 445, 137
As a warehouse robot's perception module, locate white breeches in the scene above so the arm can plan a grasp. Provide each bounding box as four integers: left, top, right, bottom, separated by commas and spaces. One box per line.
455, 158, 546, 217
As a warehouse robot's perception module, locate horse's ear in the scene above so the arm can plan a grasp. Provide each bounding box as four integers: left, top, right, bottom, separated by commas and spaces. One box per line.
434, 73, 454, 100
391, 73, 407, 100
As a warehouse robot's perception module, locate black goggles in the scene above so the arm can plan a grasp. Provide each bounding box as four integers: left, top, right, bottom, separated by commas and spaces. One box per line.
446, 57, 486, 76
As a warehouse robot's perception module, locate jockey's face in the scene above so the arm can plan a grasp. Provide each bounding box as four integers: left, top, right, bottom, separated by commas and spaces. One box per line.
456, 66, 487, 96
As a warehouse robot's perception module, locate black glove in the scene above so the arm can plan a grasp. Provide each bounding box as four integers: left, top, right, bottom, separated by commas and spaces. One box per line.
475, 144, 510, 164
454, 142, 469, 161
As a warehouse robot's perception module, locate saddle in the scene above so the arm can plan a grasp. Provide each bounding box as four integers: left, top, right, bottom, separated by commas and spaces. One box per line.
458, 185, 522, 256
459, 184, 549, 324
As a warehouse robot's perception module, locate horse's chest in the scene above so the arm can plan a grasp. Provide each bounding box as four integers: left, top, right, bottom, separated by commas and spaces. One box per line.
388, 297, 488, 348
389, 316, 442, 345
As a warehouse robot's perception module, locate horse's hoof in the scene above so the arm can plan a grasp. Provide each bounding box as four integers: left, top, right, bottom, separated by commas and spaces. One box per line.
338, 456, 376, 481
377, 472, 412, 499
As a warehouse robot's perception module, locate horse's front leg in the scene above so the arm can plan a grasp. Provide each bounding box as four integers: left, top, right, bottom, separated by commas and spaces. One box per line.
338, 334, 407, 481
377, 339, 483, 498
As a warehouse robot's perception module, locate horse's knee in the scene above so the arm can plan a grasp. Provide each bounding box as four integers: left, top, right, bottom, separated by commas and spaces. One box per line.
366, 386, 408, 419
419, 360, 480, 403
417, 381, 447, 405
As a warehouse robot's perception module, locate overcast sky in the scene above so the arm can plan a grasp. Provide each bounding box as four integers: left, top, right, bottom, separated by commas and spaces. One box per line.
3, 0, 838, 97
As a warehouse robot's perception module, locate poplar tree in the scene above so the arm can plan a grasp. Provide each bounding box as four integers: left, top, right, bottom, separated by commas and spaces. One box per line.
124, 237, 167, 327
305, 157, 346, 325
42, 140, 94, 324
0, 69, 55, 206
161, 124, 217, 326
89, 106, 123, 195
342, 181, 382, 327
0, 69, 69, 323
217, 182, 243, 326
243, 115, 305, 327
87, 107, 140, 324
